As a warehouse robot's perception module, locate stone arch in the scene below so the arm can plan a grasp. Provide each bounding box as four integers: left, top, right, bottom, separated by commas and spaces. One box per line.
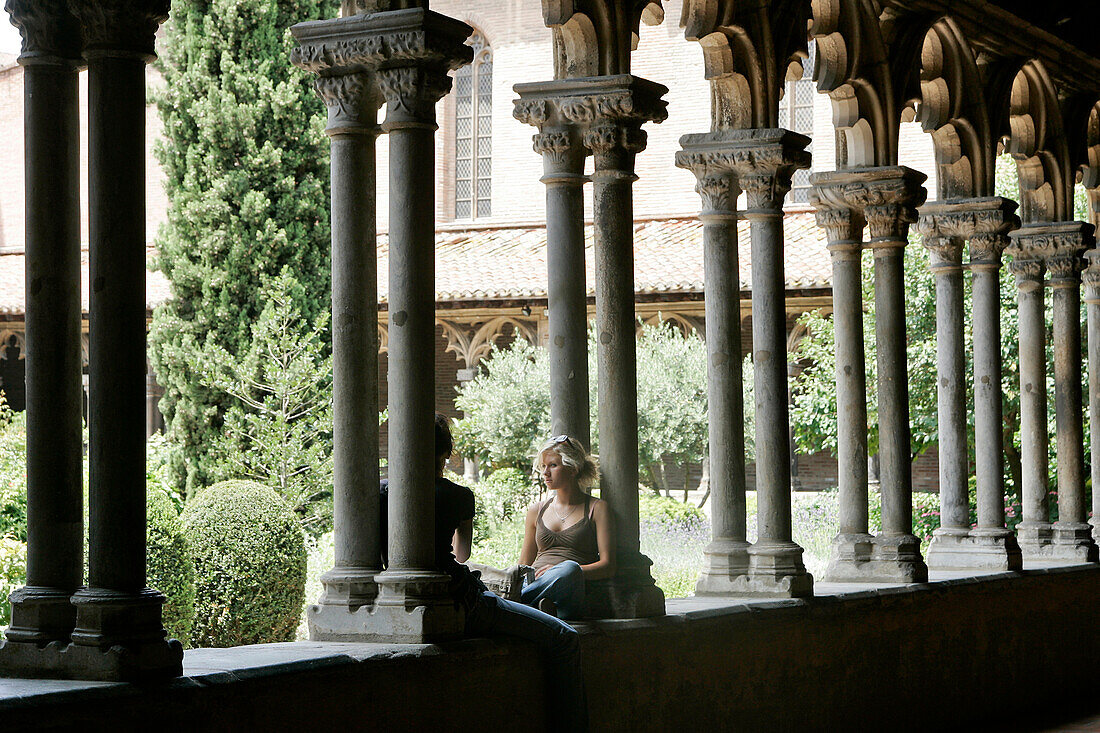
543, 1, 665, 78
1002, 60, 1074, 223
1074, 100, 1100, 229
810, 0, 898, 167
637, 311, 704, 338
682, 0, 811, 129
439, 316, 539, 369
909, 18, 993, 199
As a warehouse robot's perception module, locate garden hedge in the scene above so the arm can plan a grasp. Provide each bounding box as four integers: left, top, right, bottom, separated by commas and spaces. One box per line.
147, 489, 196, 647
181, 480, 306, 648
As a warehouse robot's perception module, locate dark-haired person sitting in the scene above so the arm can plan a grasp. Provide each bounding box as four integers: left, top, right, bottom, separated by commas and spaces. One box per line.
380, 414, 588, 733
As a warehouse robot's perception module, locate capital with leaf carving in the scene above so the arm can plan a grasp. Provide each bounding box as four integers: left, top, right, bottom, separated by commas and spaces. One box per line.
1083, 249, 1100, 304
675, 139, 741, 219
809, 173, 865, 255
67, 0, 169, 60
917, 198, 1019, 272
291, 8, 472, 129
7, 0, 82, 63
516, 75, 667, 176
1029, 221, 1096, 288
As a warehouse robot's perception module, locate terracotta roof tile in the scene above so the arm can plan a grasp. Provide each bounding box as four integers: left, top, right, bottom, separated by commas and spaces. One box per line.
378, 212, 831, 303
0, 214, 830, 314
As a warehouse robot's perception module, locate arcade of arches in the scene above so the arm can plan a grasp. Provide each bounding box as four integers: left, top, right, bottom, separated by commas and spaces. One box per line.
3, 0, 1100, 729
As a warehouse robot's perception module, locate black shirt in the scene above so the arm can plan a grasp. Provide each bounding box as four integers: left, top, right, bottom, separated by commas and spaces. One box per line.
379, 477, 476, 577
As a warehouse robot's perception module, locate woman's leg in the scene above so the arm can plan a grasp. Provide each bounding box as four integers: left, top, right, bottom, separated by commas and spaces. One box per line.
521, 560, 586, 619
465, 590, 588, 733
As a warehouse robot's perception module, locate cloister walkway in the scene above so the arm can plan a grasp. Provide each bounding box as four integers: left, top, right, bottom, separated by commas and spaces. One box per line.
4, 560, 1098, 731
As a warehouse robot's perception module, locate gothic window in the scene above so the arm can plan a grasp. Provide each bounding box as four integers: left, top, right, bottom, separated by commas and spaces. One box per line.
454, 31, 492, 220
778, 41, 815, 206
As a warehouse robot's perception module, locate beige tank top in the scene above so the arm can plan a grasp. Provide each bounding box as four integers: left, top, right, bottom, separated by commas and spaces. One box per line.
533, 496, 600, 571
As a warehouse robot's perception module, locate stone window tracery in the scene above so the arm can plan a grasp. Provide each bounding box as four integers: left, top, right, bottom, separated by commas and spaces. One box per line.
454, 31, 492, 220
779, 41, 815, 206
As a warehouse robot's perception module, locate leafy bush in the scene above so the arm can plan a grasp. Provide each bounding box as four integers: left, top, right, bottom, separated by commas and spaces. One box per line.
474, 468, 536, 544
0, 534, 26, 628
0, 411, 27, 542
147, 489, 196, 647
638, 491, 706, 530
181, 480, 306, 647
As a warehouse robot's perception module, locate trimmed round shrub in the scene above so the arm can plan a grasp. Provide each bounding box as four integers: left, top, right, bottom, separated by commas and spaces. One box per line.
147, 489, 196, 647
181, 480, 306, 648
638, 491, 706, 530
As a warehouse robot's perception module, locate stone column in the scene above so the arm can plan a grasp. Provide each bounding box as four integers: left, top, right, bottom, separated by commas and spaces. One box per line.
1085, 250, 1100, 532
513, 90, 590, 448
919, 199, 1021, 570
676, 134, 750, 592
1006, 231, 1053, 558
64, 0, 182, 681
581, 75, 667, 617
920, 225, 969, 566
966, 201, 1022, 568
0, 1, 84, 673
809, 183, 873, 582
294, 8, 472, 642
1043, 223, 1098, 562
856, 167, 928, 582
292, 29, 388, 639
726, 130, 813, 597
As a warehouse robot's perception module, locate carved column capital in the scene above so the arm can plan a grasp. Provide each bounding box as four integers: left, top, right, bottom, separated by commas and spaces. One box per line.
1083, 249, 1100, 303
677, 128, 809, 220
6, 0, 82, 62
291, 8, 472, 128
67, 0, 169, 59
1008, 222, 1095, 288
918, 197, 1020, 270
515, 75, 667, 176
812, 167, 927, 249
375, 63, 453, 126
312, 72, 384, 135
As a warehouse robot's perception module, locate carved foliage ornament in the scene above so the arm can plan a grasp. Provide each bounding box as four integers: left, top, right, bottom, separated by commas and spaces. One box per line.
375, 64, 452, 122
68, 0, 169, 56
6, 0, 81, 59
314, 72, 383, 132
583, 123, 647, 157
292, 27, 470, 76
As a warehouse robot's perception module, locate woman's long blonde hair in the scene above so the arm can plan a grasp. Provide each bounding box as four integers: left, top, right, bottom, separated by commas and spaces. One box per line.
532, 435, 599, 490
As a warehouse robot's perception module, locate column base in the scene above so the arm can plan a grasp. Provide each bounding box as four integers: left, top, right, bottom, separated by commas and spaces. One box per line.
4, 585, 77, 644
694, 539, 751, 595
318, 569, 464, 643
927, 528, 1022, 571
725, 540, 814, 598
822, 533, 882, 582
870, 533, 928, 582
1051, 522, 1099, 563
584, 552, 666, 618
317, 566, 380, 607
1017, 521, 1054, 559
66, 586, 182, 681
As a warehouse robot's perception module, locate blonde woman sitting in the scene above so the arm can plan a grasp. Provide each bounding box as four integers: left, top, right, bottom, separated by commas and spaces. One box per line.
519, 435, 616, 619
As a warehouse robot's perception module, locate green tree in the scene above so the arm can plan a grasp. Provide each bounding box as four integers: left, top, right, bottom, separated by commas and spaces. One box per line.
454, 324, 753, 496
626, 322, 709, 495
201, 274, 334, 536
453, 338, 551, 474
149, 0, 338, 498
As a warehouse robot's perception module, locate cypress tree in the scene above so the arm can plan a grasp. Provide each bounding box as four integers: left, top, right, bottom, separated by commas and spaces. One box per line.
150, 0, 339, 496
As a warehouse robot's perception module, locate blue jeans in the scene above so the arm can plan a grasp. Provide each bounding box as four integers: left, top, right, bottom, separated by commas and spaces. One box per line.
465, 589, 588, 733
521, 560, 585, 620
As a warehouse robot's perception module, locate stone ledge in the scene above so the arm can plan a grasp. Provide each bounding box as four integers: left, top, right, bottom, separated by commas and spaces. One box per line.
3, 564, 1100, 730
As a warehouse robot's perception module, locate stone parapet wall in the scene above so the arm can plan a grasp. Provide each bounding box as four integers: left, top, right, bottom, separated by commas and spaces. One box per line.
5, 566, 1098, 730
